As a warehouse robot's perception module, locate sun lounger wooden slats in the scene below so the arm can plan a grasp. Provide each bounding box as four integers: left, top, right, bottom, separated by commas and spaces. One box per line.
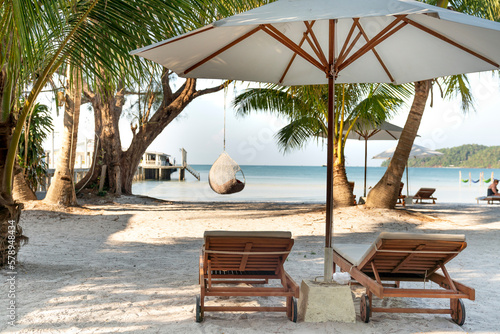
476, 196, 500, 204
413, 188, 437, 204
196, 231, 299, 322
332, 232, 474, 325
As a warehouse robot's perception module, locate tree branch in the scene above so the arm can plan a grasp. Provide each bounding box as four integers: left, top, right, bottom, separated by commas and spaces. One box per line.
193, 80, 232, 98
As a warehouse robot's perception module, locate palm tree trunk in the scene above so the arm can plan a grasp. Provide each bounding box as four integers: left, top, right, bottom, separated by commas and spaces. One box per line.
333, 142, 355, 207
0, 117, 28, 266
44, 68, 82, 206
366, 80, 431, 208
13, 163, 36, 201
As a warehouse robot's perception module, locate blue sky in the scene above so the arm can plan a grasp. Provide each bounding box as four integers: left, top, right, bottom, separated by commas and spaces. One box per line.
44, 72, 499, 167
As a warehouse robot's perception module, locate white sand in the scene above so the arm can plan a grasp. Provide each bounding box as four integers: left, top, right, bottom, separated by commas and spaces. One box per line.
1, 196, 499, 333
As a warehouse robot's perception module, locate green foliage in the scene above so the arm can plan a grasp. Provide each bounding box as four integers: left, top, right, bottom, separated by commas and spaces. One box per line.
233, 83, 412, 157
17, 102, 53, 191
381, 144, 500, 168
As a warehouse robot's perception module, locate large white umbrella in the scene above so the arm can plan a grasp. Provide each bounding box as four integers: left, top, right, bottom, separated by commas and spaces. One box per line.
373, 144, 444, 195
346, 120, 406, 197
131, 0, 500, 281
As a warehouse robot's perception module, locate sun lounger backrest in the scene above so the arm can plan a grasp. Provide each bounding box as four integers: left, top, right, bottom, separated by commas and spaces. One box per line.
203, 231, 293, 273
415, 188, 436, 198
357, 232, 466, 277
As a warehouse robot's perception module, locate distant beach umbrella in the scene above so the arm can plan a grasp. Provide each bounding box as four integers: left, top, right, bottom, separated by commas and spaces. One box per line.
373, 144, 444, 160
373, 144, 444, 195
345, 120, 406, 197
132, 0, 500, 282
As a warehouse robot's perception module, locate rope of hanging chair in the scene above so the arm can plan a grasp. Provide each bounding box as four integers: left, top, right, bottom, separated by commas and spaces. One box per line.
208, 89, 246, 195
224, 90, 226, 151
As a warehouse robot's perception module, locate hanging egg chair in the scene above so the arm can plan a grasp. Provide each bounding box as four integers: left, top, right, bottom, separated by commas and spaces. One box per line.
209, 151, 245, 195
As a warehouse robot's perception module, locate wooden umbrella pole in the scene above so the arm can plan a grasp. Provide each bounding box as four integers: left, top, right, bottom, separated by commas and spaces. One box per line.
364, 138, 368, 197
324, 74, 335, 283
324, 19, 336, 283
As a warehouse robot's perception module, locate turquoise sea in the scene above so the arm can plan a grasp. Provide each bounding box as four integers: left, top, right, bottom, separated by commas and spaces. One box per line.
132, 165, 500, 204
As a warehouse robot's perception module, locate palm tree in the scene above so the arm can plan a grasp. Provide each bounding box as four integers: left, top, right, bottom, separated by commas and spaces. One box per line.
14, 102, 53, 202
44, 65, 83, 206
0, 0, 255, 266
234, 83, 411, 207
366, 0, 500, 209
0, 0, 105, 267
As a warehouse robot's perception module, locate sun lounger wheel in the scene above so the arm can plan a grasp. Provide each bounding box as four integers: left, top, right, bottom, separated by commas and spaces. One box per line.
195, 295, 203, 323
451, 299, 465, 326
292, 297, 298, 323
360, 294, 370, 323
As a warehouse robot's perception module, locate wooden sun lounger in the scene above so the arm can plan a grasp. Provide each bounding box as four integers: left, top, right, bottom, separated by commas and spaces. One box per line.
332, 232, 475, 325
196, 231, 299, 322
476, 196, 500, 204
397, 182, 406, 206
413, 188, 437, 204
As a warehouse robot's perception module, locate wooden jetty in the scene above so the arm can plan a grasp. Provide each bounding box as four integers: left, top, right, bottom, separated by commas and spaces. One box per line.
41, 148, 199, 192
134, 148, 200, 181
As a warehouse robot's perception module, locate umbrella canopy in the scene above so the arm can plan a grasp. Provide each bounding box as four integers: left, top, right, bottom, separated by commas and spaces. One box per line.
346, 121, 405, 197
373, 144, 444, 159
132, 0, 500, 86
131, 0, 500, 282
346, 121, 404, 141
373, 144, 443, 195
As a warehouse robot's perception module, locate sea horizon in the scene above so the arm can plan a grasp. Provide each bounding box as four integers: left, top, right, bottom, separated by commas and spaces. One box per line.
132, 165, 500, 204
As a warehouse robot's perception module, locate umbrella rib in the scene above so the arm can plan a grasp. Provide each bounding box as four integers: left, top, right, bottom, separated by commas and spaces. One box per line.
279, 33, 308, 84
279, 21, 321, 83
304, 34, 327, 67
355, 20, 395, 83
337, 31, 363, 70
337, 19, 360, 66
262, 25, 325, 73
385, 130, 398, 140
367, 129, 381, 139
339, 15, 408, 72
304, 21, 328, 66
139, 26, 215, 53
403, 18, 500, 68
183, 26, 263, 75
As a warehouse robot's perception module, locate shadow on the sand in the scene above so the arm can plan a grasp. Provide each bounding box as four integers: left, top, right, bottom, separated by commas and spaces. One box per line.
1, 202, 498, 333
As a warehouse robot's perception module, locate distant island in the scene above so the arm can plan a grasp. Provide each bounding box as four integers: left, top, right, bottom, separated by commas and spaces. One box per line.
381, 144, 500, 168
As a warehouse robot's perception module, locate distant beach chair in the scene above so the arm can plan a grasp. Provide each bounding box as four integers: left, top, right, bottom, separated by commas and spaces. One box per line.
397, 182, 406, 206
413, 188, 437, 204
332, 232, 475, 325
348, 181, 357, 205
476, 196, 500, 204
196, 231, 299, 322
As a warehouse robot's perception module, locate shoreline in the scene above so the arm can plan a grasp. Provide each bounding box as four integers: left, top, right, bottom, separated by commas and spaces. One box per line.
1, 195, 499, 333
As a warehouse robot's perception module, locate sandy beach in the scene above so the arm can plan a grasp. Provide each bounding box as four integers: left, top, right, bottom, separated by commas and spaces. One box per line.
1, 196, 499, 333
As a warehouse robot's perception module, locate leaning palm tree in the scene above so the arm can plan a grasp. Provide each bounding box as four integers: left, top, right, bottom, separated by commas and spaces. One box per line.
234, 83, 411, 207
366, 0, 500, 209
0, 0, 104, 267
